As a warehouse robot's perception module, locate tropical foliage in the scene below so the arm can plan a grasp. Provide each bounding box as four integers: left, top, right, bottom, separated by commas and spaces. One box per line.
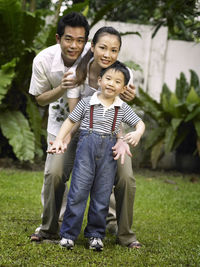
0, 0, 47, 161
88, 0, 200, 41
132, 70, 200, 168
0, 0, 90, 162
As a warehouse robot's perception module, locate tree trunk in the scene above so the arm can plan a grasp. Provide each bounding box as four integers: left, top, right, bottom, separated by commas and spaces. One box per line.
53, 0, 63, 25
30, 0, 36, 12
21, 0, 26, 10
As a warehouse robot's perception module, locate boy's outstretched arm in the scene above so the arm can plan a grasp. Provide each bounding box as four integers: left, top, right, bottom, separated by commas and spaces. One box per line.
48, 118, 75, 154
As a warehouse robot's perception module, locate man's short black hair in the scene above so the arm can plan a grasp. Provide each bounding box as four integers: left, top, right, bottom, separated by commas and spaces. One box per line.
57, 12, 89, 41
100, 61, 130, 85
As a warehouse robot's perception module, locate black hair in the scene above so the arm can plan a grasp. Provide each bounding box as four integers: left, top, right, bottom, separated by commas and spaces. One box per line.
100, 61, 130, 85
76, 26, 122, 85
57, 12, 89, 40
92, 26, 121, 49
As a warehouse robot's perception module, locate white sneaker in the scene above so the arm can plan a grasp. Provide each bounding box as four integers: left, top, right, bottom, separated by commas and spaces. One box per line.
35, 225, 41, 234
60, 238, 74, 249
89, 237, 103, 251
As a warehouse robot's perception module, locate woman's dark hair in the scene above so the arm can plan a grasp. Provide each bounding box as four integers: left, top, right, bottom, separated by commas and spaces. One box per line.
76, 26, 121, 85
57, 12, 89, 40
100, 61, 130, 85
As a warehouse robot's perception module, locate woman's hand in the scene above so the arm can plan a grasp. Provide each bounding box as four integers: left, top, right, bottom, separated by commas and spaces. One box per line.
120, 84, 136, 102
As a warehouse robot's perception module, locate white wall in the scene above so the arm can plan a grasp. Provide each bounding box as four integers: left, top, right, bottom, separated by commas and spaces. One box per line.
164, 40, 200, 93
89, 20, 200, 101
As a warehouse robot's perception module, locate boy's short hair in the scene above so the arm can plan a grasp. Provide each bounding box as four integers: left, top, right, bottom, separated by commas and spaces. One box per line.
100, 61, 130, 85
57, 12, 89, 41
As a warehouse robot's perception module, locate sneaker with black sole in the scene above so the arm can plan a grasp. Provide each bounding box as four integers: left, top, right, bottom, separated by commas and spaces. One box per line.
89, 237, 103, 251
60, 238, 74, 250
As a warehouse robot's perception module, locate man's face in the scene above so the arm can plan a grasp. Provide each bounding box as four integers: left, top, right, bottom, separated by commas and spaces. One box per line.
56, 26, 86, 67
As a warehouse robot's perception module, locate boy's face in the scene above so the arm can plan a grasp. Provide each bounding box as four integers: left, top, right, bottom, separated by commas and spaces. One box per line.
56, 26, 86, 67
98, 69, 127, 99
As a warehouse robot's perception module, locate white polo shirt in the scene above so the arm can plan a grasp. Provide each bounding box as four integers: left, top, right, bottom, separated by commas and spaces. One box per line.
29, 43, 90, 136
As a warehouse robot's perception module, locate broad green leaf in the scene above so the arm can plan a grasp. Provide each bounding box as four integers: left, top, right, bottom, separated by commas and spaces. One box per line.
185, 106, 200, 122
190, 69, 200, 97
132, 88, 163, 121
175, 72, 189, 102
186, 87, 200, 105
82, 5, 89, 17
164, 126, 177, 153
63, 0, 89, 15
124, 61, 142, 71
162, 93, 180, 117
161, 83, 172, 112
171, 118, 182, 131
0, 0, 43, 64
144, 127, 165, 150
161, 83, 171, 100
0, 110, 35, 162
194, 120, 200, 137
26, 94, 44, 158
169, 93, 180, 117
173, 127, 190, 151
197, 138, 200, 156
151, 139, 164, 169
0, 58, 17, 104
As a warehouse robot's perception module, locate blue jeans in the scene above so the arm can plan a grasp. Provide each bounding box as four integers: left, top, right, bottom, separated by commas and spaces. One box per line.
60, 130, 117, 240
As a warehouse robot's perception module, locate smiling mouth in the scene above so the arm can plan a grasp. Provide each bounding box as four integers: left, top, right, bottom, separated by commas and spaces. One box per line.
101, 59, 110, 65
106, 87, 114, 92
68, 51, 78, 56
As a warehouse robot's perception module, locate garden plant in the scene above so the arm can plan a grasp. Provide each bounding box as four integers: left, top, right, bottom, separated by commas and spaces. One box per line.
132, 70, 200, 169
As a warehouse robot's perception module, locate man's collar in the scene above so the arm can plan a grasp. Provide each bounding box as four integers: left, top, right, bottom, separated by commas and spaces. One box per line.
90, 91, 123, 108
51, 45, 65, 72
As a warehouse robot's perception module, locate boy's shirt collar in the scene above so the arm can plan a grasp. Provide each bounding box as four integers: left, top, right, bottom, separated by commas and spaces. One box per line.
89, 91, 123, 109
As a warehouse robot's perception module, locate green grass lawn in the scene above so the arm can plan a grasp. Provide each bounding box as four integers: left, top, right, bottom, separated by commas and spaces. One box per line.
0, 168, 199, 266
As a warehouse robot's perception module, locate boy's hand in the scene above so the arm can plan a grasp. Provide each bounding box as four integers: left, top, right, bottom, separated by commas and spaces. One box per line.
123, 131, 142, 146
47, 139, 67, 154
120, 84, 136, 102
112, 139, 132, 165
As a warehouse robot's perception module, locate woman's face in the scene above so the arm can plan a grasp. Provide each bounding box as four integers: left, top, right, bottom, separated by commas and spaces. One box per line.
91, 33, 120, 69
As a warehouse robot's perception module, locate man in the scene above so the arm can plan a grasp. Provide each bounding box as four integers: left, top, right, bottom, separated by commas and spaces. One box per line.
29, 12, 90, 241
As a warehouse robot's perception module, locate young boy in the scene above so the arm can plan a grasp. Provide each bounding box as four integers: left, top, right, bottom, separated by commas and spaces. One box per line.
48, 61, 145, 251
